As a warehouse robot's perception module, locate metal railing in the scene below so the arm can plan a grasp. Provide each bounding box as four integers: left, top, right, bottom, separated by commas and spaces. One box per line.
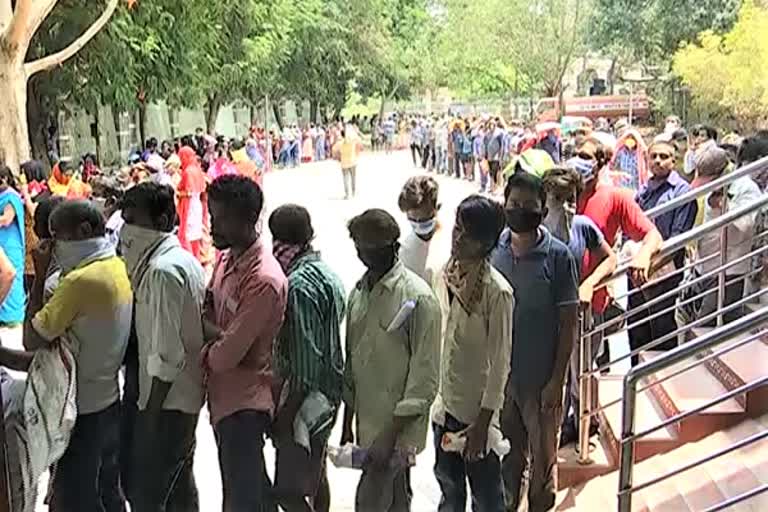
577, 191, 768, 460
572, 156, 768, 510
617, 307, 768, 511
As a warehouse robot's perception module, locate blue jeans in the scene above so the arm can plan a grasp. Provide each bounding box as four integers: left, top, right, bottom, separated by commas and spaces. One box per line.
433, 414, 505, 512
315, 137, 326, 160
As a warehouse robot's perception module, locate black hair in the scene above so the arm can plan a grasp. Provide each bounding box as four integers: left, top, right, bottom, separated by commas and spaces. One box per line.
504, 171, 547, 207
58, 159, 73, 173
269, 204, 314, 246
456, 195, 505, 254
348, 209, 400, 245
207, 175, 264, 224
33, 195, 66, 239
21, 160, 47, 183
49, 200, 106, 238
122, 182, 177, 232
0, 165, 17, 190
691, 124, 718, 141
671, 129, 688, 143
737, 134, 768, 165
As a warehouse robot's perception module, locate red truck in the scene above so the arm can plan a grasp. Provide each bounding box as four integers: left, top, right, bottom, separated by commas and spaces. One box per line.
535, 94, 651, 123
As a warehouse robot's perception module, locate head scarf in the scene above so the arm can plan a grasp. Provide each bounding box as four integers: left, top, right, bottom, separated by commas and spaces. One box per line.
178, 146, 198, 171
273, 241, 308, 273
443, 258, 487, 315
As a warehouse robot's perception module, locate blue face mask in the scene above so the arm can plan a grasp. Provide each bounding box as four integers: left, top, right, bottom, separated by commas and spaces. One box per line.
410, 218, 437, 237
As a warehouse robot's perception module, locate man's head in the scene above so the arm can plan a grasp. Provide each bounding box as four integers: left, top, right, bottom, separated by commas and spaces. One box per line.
49, 200, 106, 241
692, 145, 730, 187
269, 204, 314, 247
542, 166, 583, 208
691, 124, 718, 149
207, 175, 264, 250
648, 140, 677, 180
671, 128, 689, 155
571, 137, 608, 192
121, 182, 176, 232
504, 172, 547, 235
738, 133, 768, 190
398, 176, 439, 237
452, 195, 505, 261
348, 209, 400, 274
33, 195, 66, 240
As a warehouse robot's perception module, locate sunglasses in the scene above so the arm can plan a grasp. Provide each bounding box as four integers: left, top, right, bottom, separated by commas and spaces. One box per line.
650, 152, 673, 161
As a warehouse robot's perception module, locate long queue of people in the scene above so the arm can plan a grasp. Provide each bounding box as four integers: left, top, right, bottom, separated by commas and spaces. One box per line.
0, 117, 764, 512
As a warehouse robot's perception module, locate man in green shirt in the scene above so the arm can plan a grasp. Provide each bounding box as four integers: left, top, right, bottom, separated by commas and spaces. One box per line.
341, 209, 441, 512
269, 204, 346, 512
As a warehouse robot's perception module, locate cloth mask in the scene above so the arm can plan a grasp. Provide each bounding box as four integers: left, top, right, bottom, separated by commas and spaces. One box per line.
273, 241, 307, 273
410, 218, 437, 237
54, 237, 115, 275
119, 224, 169, 280
505, 208, 542, 234
543, 200, 574, 244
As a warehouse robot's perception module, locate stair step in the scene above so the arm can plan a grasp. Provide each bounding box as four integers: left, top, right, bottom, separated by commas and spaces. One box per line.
640, 351, 744, 415
599, 375, 678, 442
635, 455, 692, 511
557, 434, 615, 490
700, 436, 764, 511
663, 442, 728, 510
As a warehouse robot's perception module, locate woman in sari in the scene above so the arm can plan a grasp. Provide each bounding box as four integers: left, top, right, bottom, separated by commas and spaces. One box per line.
177, 146, 208, 262
19, 161, 50, 290
48, 160, 91, 199
0, 166, 26, 324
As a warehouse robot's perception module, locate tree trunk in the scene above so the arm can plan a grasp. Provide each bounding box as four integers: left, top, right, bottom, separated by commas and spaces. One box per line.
608, 57, 618, 95
309, 99, 318, 125
93, 106, 101, 165
0, 54, 30, 172
205, 95, 221, 134
138, 102, 147, 146
27, 77, 51, 171
272, 103, 284, 130
112, 104, 123, 156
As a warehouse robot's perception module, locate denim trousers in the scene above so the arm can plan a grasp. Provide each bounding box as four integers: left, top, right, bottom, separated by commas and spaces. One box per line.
433, 414, 505, 512
215, 410, 276, 512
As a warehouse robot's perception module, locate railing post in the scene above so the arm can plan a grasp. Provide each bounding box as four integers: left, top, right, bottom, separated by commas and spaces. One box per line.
717, 196, 729, 327
578, 308, 593, 464
618, 372, 639, 512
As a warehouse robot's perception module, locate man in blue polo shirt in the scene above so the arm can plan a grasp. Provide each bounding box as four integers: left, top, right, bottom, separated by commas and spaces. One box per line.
491, 172, 579, 512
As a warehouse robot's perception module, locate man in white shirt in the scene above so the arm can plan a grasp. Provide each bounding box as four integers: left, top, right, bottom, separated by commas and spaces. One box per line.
691, 146, 762, 324
397, 176, 444, 287
119, 182, 207, 511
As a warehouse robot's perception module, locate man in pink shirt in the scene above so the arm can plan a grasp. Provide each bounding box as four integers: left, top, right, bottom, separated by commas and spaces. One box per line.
202, 175, 288, 511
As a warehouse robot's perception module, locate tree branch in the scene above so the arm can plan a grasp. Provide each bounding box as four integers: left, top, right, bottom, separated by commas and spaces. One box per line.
0, 0, 13, 35
7, 0, 56, 53
24, 0, 118, 78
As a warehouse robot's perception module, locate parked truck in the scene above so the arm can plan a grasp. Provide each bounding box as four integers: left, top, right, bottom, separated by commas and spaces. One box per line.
534, 94, 651, 123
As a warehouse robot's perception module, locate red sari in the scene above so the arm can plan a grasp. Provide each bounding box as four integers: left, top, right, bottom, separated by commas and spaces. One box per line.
177, 147, 208, 261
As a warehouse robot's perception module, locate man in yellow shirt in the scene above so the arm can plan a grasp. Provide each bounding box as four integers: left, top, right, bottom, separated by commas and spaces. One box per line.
333, 126, 363, 199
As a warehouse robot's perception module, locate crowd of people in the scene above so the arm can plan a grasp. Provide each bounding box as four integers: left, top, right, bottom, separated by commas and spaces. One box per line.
0, 111, 763, 512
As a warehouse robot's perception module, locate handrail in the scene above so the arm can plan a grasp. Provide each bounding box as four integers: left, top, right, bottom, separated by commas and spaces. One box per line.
617, 305, 768, 512
595, 191, 768, 289
645, 155, 768, 220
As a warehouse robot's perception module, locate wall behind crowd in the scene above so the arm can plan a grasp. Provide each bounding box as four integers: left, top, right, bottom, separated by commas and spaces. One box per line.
54, 99, 312, 168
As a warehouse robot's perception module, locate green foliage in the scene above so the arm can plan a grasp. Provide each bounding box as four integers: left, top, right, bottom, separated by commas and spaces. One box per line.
589, 0, 741, 63
672, 1, 768, 128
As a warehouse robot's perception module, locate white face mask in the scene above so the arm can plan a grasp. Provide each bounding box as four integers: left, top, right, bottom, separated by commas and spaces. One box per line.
543, 199, 574, 245
54, 237, 115, 275
119, 224, 167, 279
410, 218, 437, 237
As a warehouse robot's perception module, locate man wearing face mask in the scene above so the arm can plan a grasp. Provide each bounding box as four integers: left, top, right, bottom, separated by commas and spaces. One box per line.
398, 176, 443, 287
202, 176, 288, 511
24, 200, 133, 511
541, 167, 618, 447
432, 196, 512, 511
490, 173, 579, 512
268, 204, 345, 512
629, 141, 697, 364
342, 209, 441, 511
572, 138, 663, 366
119, 183, 206, 511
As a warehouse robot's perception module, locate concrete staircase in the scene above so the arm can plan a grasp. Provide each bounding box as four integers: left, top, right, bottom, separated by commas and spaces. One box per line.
556, 410, 768, 511
558, 325, 768, 497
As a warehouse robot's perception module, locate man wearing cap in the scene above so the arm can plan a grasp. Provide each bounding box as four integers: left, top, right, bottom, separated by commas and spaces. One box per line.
341, 209, 441, 511
687, 145, 761, 325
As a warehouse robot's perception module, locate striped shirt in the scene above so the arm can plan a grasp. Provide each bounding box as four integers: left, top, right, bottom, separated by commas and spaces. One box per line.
276, 252, 346, 407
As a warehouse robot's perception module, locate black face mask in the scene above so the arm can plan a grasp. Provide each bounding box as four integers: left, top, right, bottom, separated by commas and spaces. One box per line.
358, 245, 397, 273
505, 207, 542, 234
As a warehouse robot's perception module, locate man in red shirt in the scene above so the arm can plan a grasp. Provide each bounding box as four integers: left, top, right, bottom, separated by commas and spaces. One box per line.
570, 138, 663, 364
